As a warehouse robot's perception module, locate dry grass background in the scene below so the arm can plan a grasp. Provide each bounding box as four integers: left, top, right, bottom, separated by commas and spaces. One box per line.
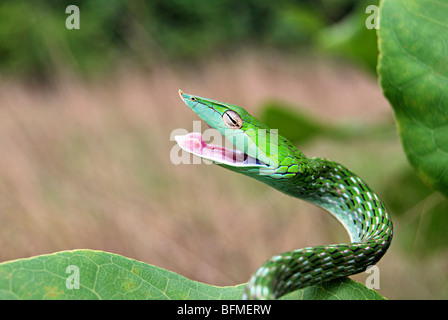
0, 52, 446, 299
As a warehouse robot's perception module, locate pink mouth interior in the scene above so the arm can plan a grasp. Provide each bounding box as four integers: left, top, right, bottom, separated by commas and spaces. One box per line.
175, 132, 248, 164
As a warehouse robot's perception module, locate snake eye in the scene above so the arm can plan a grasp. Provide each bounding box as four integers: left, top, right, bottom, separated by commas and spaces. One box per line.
223, 110, 243, 129
190, 97, 196, 101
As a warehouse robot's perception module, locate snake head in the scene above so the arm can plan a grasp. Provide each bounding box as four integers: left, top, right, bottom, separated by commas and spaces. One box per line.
176, 90, 301, 178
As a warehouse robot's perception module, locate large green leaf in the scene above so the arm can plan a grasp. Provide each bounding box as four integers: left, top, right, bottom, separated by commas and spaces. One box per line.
0, 250, 242, 300
0, 250, 384, 300
378, 0, 448, 197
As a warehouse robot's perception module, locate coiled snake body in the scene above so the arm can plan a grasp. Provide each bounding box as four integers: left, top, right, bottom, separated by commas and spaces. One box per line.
175, 91, 393, 299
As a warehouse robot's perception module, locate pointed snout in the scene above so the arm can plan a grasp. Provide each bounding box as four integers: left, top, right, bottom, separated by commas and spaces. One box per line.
178, 89, 194, 101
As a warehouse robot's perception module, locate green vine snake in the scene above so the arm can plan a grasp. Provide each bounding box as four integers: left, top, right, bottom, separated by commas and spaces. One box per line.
175, 90, 393, 300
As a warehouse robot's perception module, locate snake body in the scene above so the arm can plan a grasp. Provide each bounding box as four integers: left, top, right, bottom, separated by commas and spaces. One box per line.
175, 91, 393, 299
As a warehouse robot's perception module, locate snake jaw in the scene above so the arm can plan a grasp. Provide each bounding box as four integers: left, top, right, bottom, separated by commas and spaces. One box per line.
175, 132, 267, 167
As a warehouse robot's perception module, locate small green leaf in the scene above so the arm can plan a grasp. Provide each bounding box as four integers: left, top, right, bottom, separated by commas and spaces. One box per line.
260, 101, 394, 144
260, 101, 327, 144
316, 0, 380, 73
0, 250, 384, 300
378, 0, 448, 197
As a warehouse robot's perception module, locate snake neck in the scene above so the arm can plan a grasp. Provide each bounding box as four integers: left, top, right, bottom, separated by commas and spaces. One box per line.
259, 157, 393, 243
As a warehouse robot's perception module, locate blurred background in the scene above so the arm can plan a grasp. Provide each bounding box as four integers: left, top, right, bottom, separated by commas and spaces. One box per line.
1, 0, 447, 299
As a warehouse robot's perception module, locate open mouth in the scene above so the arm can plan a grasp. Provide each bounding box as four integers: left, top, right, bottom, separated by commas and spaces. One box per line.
175, 132, 267, 167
